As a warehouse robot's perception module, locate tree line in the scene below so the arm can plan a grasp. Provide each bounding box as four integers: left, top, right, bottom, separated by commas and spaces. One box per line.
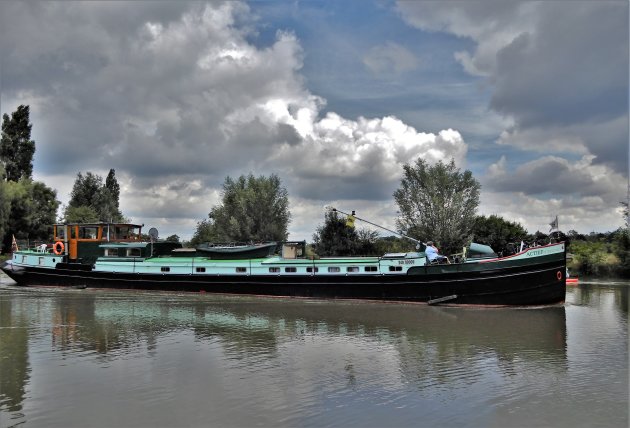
2, 104, 629, 278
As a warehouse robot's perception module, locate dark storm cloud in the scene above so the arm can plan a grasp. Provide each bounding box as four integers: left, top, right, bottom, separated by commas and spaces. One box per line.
397, 1, 629, 175
1, 1, 294, 177
484, 155, 625, 205
1, 2, 195, 95
292, 175, 396, 201
489, 3, 628, 128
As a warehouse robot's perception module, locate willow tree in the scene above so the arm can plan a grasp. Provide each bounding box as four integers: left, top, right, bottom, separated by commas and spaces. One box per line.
191, 174, 291, 244
394, 158, 480, 255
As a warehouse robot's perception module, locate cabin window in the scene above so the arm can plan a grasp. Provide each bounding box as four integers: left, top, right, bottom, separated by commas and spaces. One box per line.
115, 226, 136, 240
269, 267, 280, 273
105, 248, 118, 257
161, 267, 170, 272
306, 267, 319, 273
328, 267, 340, 273
116, 226, 126, 239
79, 226, 98, 239
285, 267, 297, 273
70, 226, 77, 239
347, 267, 359, 273
196, 267, 206, 273
104, 225, 135, 241
127, 248, 142, 257
364, 266, 378, 272
236, 267, 247, 273
389, 266, 402, 272
55, 226, 66, 241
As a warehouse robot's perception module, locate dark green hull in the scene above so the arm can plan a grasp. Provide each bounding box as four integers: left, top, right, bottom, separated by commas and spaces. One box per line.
2, 247, 566, 306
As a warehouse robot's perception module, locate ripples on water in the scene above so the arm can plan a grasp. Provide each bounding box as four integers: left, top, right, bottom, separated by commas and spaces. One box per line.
0, 279, 627, 427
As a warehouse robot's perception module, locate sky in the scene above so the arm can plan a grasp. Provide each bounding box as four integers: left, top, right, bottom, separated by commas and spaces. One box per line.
0, 0, 628, 242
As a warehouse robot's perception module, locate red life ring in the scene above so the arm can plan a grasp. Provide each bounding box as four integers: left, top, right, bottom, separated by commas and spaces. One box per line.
556, 270, 562, 281
53, 241, 65, 255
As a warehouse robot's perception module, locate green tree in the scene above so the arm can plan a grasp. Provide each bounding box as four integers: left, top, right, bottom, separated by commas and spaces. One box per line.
0, 167, 10, 245
105, 169, 121, 212
312, 210, 360, 256
355, 228, 381, 255
191, 174, 290, 244
394, 158, 481, 255
2, 179, 59, 251
527, 230, 550, 246
567, 229, 586, 241
373, 236, 414, 254
615, 199, 630, 277
63, 205, 99, 223
191, 219, 214, 245
65, 171, 124, 222
68, 172, 102, 207
570, 240, 607, 276
472, 214, 528, 254
29, 181, 60, 239
0, 105, 36, 182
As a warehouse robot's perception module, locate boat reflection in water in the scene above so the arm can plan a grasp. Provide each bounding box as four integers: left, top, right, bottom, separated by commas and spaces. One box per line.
1, 287, 568, 426
47, 291, 567, 363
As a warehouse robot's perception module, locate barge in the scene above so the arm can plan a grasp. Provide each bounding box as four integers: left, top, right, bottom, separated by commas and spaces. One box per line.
1, 222, 567, 306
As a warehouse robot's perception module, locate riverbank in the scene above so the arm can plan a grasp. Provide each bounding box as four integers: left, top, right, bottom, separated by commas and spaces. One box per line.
568, 252, 629, 278
567, 235, 630, 278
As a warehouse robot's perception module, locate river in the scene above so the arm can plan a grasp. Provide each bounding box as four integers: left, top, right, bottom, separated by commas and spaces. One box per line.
0, 276, 627, 427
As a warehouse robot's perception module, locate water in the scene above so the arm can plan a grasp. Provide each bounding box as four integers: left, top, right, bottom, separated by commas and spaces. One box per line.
0, 276, 627, 427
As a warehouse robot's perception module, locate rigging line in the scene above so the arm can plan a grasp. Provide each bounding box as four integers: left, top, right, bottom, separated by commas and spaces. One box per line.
329, 207, 424, 246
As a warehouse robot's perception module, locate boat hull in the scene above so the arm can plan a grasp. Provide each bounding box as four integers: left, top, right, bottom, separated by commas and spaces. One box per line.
1, 251, 566, 306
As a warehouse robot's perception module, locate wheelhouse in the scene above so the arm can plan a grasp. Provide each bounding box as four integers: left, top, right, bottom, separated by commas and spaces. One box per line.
53, 222, 144, 263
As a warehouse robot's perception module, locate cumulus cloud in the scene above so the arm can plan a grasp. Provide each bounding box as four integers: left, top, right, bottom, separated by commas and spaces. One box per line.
272, 113, 465, 179
480, 190, 626, 235
4, 0, 623, 239
481, 154, 627, 232
2, 1, 465, 239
